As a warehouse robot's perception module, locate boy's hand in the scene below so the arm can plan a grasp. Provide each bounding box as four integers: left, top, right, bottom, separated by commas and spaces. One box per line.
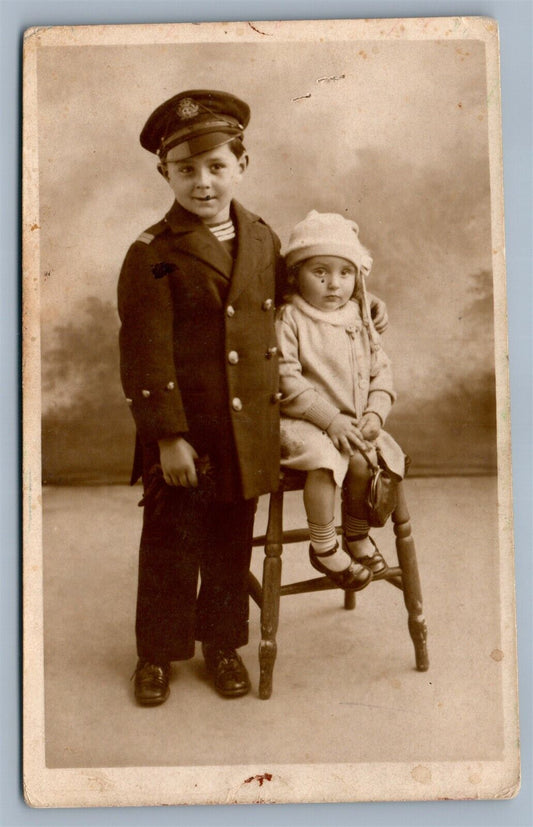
370, 296, 388, 334
158, 436, 199, 487
360, 412, 381, 442
326, 414, 368, 455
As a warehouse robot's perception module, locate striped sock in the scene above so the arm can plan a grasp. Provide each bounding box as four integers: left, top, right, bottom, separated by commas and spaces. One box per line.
308, 519, 353, 573
343, 514, 374, 559
308, 519, 337, 553
343, 514, 370, 539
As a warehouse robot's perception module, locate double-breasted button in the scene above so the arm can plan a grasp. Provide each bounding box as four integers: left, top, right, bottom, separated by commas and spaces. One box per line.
271, 392, 283, 403
226, 305, 235, 317
166, 381, 175, 390
142, 389, 151, 398
232, 397, 243, 411
228, 350, 239, 365
126, 398, 133, 406
265, 346, 278, 359
262, 298, 273, 311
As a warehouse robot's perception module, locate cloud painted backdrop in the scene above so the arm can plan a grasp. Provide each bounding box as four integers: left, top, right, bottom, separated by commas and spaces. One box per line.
37, 35, 497, 482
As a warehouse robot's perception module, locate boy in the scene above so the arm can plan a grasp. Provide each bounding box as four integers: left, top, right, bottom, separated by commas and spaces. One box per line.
118, 89, 387, 704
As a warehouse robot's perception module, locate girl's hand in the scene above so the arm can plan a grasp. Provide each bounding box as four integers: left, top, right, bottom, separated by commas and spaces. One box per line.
158, 436, 199, 487
327, 414, 368, 455
360, 412, 381, 442
370, 296, 388, 334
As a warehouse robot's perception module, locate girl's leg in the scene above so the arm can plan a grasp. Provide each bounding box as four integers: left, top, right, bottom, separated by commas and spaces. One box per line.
342, 451, 371, 551
342, 451, 388, 573
304, 469, 355, 573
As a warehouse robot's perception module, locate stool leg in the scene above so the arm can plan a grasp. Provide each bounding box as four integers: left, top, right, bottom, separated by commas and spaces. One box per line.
344, 590, 356, 610
258, 490, 283, 699
392, 482, 429, 671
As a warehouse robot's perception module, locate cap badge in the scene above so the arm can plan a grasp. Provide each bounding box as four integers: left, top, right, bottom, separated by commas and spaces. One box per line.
176, 98, 200, 120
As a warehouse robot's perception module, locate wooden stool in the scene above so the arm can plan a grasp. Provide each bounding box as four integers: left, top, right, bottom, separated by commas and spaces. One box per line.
249, 469, 429, 699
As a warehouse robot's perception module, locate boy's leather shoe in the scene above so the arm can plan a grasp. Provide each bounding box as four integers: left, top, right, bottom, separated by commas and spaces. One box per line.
201, 644, 251, 698
132, 659, 171, 706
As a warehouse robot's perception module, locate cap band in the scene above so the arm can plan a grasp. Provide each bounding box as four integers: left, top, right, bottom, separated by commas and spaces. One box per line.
160, 116, 242, 154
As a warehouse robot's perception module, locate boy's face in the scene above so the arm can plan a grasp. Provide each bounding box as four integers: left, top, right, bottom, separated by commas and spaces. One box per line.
297, 256, 357, 312
161, 143, 248, 224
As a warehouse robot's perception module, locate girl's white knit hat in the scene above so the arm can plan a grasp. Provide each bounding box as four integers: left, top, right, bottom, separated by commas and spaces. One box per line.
283, 210, 372, 274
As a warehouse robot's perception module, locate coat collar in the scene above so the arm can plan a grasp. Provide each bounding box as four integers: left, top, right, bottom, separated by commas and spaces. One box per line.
290, 293, 363, 327
163, 200, 267, 294
164, 200, 232, 278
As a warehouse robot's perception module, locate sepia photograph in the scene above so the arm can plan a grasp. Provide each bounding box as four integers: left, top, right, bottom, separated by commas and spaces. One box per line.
22, 16, 519, 807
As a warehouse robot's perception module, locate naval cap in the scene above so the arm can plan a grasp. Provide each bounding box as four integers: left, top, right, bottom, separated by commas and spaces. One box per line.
140, 89, 250, 160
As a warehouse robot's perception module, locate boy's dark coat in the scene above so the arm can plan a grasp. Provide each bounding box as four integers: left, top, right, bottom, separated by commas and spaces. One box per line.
118, 199, 282, 501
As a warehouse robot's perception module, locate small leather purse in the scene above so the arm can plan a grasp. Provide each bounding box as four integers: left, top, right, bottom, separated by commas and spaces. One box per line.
357, 445, 405, 527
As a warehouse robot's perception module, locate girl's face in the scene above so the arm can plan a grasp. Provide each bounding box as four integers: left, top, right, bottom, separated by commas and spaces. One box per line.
296, 256, 357, 312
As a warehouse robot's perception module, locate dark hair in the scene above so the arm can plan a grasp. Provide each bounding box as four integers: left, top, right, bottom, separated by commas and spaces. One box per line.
227, 136, 247, 159
283, 262, 302, 298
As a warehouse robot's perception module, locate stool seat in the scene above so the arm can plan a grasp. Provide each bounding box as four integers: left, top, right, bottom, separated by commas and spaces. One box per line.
249, 473, 429, 699
275, 467, 308, 491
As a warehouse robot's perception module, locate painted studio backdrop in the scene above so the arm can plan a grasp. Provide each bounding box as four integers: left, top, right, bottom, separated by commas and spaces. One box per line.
38, 39, 496, 484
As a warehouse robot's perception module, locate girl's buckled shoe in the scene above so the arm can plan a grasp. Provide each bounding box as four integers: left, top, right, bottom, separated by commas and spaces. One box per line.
309, 545, 373, 591
350, 536, 389, 576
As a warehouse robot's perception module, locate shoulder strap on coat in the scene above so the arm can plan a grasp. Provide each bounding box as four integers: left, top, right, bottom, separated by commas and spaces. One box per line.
135, 218, 168, 245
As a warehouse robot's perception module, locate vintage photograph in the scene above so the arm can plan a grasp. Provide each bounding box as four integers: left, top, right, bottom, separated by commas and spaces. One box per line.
23, 17, 519, 806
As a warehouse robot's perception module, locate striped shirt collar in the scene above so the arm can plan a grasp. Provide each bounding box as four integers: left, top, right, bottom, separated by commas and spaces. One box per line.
207, 218, 235, 242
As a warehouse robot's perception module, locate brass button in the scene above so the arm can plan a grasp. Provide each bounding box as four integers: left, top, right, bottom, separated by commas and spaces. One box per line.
262, 298, 273, 311
232, 397, 243, 412
226, 305, 235, 317
266, 346, 278, 359
271, 392, 283, 403
126, 398, 133, 406
228, 350, 239, 365
166, 381, 175, 390
142, 389, 151, 398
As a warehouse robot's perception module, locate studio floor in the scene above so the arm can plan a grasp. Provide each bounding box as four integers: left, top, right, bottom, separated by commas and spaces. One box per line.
41, 477, 504, 769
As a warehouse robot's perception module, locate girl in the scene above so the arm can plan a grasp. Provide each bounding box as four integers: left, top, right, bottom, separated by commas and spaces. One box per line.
276, 211, 406, 591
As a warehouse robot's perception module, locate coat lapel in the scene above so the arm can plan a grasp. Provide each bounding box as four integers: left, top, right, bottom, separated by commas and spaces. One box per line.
228, 200, 267, 304
164, 201, 233, 280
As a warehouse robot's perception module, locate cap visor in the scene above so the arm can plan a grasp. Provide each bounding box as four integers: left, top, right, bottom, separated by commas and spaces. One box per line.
163, 131, 241, 161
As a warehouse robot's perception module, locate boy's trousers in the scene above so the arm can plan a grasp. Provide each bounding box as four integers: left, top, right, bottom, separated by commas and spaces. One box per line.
135, 461, 256, 663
